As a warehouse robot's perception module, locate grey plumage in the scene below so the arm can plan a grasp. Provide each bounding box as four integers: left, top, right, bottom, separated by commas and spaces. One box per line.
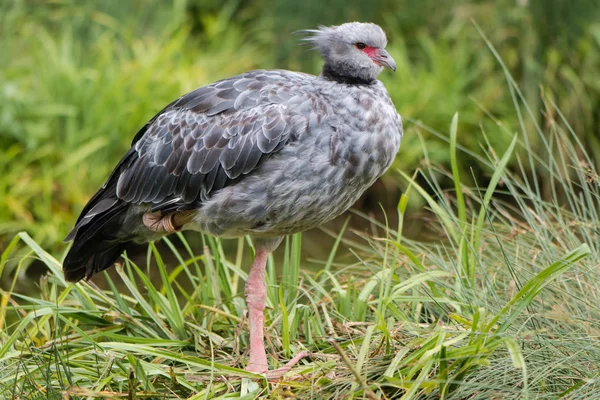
63, 22, 403, 282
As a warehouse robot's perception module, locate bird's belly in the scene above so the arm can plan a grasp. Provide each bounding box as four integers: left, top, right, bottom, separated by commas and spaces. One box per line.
188, 129, 399, 238
190, 167, 367, 237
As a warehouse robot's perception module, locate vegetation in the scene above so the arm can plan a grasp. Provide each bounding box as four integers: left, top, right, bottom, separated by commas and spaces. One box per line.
1, 0, 600, 398
2, 104, 599, 397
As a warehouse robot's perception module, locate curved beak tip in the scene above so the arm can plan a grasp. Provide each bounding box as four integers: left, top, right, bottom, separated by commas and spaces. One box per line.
377, 49, 396, 72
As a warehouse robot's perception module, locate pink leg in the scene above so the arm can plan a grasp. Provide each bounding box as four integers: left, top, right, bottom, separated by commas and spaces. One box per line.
245, 249, 310, 379
245, 249, 270, 373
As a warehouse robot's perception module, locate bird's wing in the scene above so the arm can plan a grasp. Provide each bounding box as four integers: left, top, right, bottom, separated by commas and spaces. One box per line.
113, 70, 316, 209
63, 69, 322, 276
65, 70, 320, 242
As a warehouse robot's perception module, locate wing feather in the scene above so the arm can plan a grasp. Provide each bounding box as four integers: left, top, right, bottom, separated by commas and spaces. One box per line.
111, 70, 320, 211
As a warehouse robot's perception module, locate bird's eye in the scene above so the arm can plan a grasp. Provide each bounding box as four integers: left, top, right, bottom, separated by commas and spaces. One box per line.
355, 42, 366, 50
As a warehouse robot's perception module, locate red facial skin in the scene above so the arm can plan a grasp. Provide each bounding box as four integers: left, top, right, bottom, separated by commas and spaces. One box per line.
362, 45, 379, 58
359, 45, 386, 68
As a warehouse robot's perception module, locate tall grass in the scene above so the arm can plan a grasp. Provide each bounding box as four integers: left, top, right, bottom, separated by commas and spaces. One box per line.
2, 89, 599, 397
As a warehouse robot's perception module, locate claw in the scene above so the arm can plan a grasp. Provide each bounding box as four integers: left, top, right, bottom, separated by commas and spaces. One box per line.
143, 212, 180, 233
264, 351, 310, 381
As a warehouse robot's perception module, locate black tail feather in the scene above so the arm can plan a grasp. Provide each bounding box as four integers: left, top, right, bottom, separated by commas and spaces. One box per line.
64, 192, 133, 282
64, 149, 142, 282
63, 240, 131, 282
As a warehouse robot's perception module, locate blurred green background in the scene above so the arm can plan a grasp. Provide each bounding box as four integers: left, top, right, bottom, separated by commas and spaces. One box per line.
1, 0, 599, 256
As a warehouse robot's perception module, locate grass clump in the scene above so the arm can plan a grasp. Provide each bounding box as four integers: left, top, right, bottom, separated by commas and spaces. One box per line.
2, 96, 599, 398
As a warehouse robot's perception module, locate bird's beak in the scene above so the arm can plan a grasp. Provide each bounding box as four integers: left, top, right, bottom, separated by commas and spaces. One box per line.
374, 49, 396, 72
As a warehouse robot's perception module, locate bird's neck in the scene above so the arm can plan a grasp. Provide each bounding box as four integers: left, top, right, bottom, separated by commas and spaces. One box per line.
321, 64, 376, 86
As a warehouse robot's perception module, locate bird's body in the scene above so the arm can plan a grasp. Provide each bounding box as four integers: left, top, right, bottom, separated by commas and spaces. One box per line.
188, 70, 401, 239
64, 22, 402, 378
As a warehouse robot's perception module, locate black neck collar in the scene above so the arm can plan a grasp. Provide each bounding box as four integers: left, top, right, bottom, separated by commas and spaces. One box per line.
321, 64, 375, 86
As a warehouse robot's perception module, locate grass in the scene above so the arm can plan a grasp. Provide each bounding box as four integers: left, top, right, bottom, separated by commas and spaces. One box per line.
2, 94, 600, 397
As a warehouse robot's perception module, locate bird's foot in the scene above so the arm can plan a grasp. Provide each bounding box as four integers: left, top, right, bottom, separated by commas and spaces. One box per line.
143, 211, 180, 233
246, 351, 310, 381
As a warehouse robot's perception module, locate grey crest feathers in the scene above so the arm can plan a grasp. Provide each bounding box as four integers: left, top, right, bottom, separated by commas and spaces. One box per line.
302, 22, 387, 51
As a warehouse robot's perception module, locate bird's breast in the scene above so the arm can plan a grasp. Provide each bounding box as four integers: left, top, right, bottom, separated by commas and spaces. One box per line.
327, 91, 402, 185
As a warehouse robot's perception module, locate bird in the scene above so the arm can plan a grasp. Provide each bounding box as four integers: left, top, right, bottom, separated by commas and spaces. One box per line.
63, 21, 403, 379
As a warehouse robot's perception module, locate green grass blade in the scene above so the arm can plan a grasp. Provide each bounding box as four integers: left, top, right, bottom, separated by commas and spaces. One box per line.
487, 244, 591, 333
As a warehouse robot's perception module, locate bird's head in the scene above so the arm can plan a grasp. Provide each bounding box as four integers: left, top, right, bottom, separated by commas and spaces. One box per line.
302, 22, 396, 84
